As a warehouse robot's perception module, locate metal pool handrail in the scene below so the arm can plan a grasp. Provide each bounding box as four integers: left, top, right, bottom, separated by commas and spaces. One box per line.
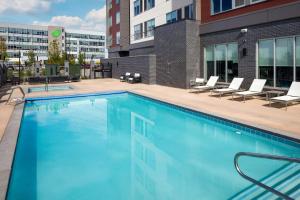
234, 152, 300, 200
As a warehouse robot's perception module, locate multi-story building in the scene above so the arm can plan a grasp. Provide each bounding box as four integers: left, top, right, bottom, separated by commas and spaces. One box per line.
0, 22, 106, 64
65, 29, 106, 60
104, 0, 300, 89
106, 0, 130, 57
199, 0, 300, 88
130, 0, 196, 45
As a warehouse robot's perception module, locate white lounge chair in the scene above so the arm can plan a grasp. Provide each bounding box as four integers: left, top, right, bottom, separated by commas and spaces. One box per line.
191, 76, 219, 92
190, 78, 205, 88
6, 86, 25, 105
234, 79, 266, 102
212, 78, 244, 98
270, 82, 300, 110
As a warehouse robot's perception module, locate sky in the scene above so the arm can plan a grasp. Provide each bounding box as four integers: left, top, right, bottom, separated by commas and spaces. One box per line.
0, 0, 106, 33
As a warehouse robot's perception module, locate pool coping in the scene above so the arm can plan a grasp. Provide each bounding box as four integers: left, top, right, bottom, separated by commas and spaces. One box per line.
0, 103, 24, 200
23, 84, 76, 94
0, 90, 299, 200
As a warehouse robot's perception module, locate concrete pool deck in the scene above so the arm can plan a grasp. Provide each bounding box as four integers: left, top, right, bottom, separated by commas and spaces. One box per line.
1, 79, 300, 140
0, 79, 300, 199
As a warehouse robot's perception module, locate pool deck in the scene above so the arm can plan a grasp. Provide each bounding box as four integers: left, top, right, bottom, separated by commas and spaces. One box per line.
1, 79, 300, 140
0, 79, 300, 199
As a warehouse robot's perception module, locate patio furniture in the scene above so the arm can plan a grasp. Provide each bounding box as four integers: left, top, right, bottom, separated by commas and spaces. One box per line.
6, 86, 25, 105
269, 82, 300, 110
266, 90, 285, 101
212, 78, 244, 98
120, 72, 131, 82
233, 79, 267, 102
190, 76, 219, 92
190, 78, 205, 88
128, 73, 141, 84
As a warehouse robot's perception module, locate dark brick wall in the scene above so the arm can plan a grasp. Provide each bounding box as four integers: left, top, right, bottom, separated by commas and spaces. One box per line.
200, 17, 300, 88
102, 55, 156, 84
129, 46, 155, 56
155, 20, 200, 88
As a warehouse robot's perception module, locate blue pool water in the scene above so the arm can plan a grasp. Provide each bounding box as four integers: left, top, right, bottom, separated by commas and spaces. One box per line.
28, 85, 72, 93
7, 92, 300, 200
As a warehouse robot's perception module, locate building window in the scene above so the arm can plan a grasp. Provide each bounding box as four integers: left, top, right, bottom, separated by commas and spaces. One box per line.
215, 44, 226, 82
258, 36, 299, 88
116, 12, 120, 24
144, 0, 155, 11
296, 37, 300, 81
205, 43, 238, 82
227, 43, 238, 82
166, 9, 182, 24
211, 0, 232, 14
184, 4, 194, 19
134, 23, 143, 40
205, 46, 215, 80
108, 16, 112, 27
211, 0, 266, 15
134, 0, 142, 16
115, 0, 120, 4
116, 32, 120, 45
235, 0, 245, 7
144, 19, 155, 38
258, 39, 274, 87
108, 0, 112, 9
275, 38, 294, 87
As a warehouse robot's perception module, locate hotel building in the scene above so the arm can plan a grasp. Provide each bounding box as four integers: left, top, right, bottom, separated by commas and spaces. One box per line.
200, 0, 300, 88
104, 0, 300, 89
0, 23, 106, 64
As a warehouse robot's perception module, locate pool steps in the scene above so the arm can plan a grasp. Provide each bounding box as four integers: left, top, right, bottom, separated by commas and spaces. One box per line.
230, 163, 300, 199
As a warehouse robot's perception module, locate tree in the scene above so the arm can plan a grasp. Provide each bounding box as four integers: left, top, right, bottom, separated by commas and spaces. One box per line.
48, 40, 61, 65
78, 52, 85, 78
61, 51, 76, 65
0, 37, 8, 60
78, 52, 85, 66
27, 50, 35, 67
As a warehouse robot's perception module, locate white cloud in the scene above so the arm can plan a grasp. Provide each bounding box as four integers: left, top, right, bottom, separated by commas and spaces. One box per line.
33, 5, 106, 32
0, 0, 64, 14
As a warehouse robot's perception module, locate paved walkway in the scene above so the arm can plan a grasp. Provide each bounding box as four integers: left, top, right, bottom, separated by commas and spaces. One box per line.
1, 79, 300, 140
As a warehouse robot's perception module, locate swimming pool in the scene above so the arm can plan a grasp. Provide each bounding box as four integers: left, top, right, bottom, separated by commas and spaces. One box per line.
7, 92, 300, 200
28, 85, 72, 93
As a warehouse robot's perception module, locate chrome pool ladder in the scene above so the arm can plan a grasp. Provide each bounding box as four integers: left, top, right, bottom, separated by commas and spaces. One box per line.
234, 152, 300, 200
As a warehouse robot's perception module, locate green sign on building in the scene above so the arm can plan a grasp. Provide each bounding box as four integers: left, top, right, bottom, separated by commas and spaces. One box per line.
51, 29, 62, 38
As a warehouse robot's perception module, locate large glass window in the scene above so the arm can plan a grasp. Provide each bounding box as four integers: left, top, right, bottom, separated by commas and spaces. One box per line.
275, 38, 294, 87
215, 44, 226, 82
166, 9, 182, 24
211, 0, 232, 14
134, 24, 143, 40
134, 0, 142, 16
116, 32, 120, 45
258, 36, 299, 88
144, 0, 155, 11
205, 46, 215, 79
258, 39, 274, 86
205, 43, 238, 82
296, 37, 300, 81
184, 4, 194, 19
227, 43, 238, 82
211, 0, 266, 15
144, 19, 155, 38
222, 0, 232, 11
116, 12, 120, 24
